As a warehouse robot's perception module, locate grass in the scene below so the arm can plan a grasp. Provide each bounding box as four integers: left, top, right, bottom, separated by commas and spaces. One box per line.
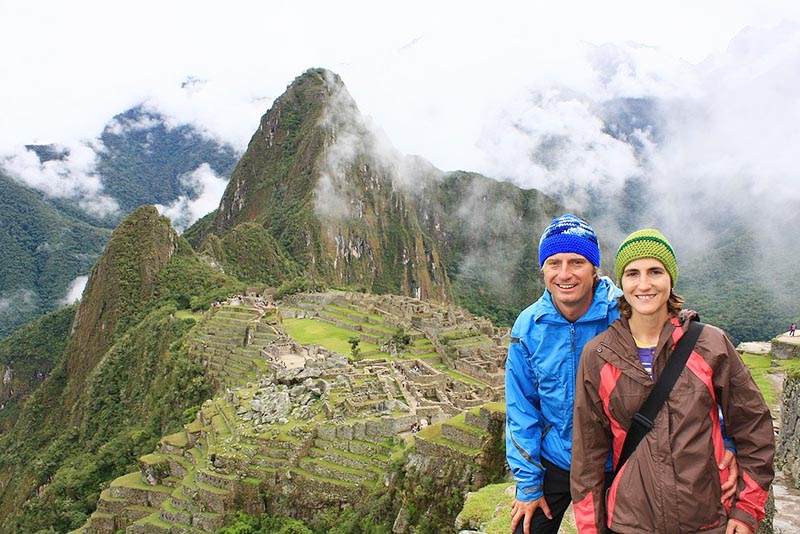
110, 472, 173, 494
459, 482, 577, 534
328, 304, 382, 323
433, 363, 485, 385
482, 401, 506, 413
446, 412, 489, 438
741, 352, 800, 409
458, 482, 513, 534
282, 317, 383, 356
416, 422, 480, 455
175, 309, 203, 321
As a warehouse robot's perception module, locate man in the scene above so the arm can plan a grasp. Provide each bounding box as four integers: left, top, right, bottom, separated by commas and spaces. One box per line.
506, 214, 620, 534
505, 215, 737, 534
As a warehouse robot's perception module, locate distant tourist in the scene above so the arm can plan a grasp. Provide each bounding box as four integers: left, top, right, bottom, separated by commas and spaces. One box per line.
791, 322, 797, 336
571, 229, 774, 534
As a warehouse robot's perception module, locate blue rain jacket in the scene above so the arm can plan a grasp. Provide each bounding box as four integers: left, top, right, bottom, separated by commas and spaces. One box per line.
505, 276, 620, 502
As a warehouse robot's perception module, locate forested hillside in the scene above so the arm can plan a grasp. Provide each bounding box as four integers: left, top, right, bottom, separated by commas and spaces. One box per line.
0, 107, 239, 338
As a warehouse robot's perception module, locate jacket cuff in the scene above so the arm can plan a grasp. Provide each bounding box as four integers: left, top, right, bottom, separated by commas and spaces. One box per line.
728, 507, 757, 532
516, 483, 544, 502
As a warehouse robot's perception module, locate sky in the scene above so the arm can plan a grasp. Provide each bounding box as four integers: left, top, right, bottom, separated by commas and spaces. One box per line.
1, 0, 797, 158
1, 0, 800, 273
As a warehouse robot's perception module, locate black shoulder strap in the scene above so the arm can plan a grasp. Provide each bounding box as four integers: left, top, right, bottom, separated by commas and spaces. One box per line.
614, 320, 704, 475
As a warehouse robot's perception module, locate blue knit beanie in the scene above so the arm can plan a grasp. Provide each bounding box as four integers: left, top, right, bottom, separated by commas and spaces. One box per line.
538, 214, 600, 267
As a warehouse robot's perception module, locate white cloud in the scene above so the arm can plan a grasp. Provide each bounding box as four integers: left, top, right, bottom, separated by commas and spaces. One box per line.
476, 86, 645, 199
643, 22, 800, 239
155, 163, 229, 231
0, 0, 798, 252
104, 112, 163, 136
0, 142, 120, 218
0, 288, 37, 314
60, 276, 89, 306
1, 0, 798, 158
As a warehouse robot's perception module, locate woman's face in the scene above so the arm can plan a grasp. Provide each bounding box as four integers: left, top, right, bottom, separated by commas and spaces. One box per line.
620, 257, 672, 319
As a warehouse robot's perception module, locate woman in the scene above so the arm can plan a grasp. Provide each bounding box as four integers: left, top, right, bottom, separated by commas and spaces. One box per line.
570, 229, 774, 534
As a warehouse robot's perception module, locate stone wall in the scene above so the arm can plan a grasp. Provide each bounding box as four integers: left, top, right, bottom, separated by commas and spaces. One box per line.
776, 371, 800, 487
772, 339, 800, 360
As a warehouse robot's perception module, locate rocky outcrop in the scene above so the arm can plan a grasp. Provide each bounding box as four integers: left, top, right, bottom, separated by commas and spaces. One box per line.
772, 339, 800, 360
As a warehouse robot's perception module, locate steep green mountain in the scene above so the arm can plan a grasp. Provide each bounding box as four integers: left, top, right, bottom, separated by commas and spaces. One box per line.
0, 172, 111, 337
0, 206, 245, 532
187, 68, 577, 325
192, 69, 452, 302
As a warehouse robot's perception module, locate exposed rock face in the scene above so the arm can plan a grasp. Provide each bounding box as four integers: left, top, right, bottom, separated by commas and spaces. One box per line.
772, 339, 800, 360
204, 68, 451, 302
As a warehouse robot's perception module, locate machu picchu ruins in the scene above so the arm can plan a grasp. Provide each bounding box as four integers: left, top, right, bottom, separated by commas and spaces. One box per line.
74, 290, 510, 533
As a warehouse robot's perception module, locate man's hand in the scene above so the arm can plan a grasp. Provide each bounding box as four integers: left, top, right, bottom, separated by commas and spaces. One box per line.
510, 497, 552, 534
725, 518, 752, 534
719, 449, 740, 505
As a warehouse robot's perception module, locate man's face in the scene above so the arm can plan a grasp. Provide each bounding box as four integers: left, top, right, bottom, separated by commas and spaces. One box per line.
542, 252, 596, 322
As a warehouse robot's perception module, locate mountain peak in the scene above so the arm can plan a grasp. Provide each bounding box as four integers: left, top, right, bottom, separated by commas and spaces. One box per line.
64, 205, 179, 405
201, 68, 450, 301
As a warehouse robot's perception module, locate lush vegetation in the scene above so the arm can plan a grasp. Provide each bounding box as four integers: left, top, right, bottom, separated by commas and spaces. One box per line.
680, 227, 799, 345
215, 222, 300, 285
0, 207, 241, 532
0, 305, 75, 431
97, 105, 239, 213
0, 172, 111, 337
742, 351, 800, 409
0, 306, 209, 533
219, 505, 395, 534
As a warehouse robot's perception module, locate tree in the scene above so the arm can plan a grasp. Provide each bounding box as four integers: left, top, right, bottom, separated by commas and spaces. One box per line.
384, 327, 411, 357
348, 336, 361, 360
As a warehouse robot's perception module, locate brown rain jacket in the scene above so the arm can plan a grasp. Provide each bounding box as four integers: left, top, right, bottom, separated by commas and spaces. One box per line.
571, 311, 774, 534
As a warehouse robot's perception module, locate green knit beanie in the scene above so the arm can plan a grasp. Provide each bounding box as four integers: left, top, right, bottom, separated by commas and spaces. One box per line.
615, 229, 678, 284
